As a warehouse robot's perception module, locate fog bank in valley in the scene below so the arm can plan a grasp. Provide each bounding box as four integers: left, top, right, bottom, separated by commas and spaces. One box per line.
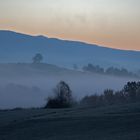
0, 64, 138, 109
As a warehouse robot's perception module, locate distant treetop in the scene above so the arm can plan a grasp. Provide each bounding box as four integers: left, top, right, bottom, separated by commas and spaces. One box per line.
32, 53, 43, 64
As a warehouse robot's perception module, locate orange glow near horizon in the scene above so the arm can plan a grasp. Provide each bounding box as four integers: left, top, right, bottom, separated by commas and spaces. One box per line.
0, 0, 140, 51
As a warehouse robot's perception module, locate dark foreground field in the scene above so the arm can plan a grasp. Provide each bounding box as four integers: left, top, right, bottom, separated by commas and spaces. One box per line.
0, 103, 140, 140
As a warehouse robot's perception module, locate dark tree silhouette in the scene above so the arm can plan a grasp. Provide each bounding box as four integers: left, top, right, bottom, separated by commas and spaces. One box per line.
103, 89, 114, 105
83, 64, 104, 73
114, 91, 126, 104
136, 81, 140, 99
45, 81, 73, 108
123, 81, 137, 102
32, 53, 43, 64
80, 94, 100, 107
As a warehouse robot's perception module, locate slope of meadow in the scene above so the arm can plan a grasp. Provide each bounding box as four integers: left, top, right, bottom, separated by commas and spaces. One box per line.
0, 103, 140, 140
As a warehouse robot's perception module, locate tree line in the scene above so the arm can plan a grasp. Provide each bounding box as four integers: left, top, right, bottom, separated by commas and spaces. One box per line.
82, 63, 138, 77
45, 81, 140, 109
80, 81, 140, 107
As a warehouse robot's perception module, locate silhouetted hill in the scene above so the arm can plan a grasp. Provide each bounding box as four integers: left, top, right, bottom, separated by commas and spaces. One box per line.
0, 30, 140, 71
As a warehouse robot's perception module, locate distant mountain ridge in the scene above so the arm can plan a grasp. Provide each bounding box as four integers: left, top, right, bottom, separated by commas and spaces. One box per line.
0, 30, 140, 71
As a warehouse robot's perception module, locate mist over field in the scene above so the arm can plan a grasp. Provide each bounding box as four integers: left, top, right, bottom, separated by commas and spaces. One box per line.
0, 63, 137, 109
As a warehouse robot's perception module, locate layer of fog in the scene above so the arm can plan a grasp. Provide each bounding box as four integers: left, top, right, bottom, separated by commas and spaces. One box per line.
0, 64, 138, 109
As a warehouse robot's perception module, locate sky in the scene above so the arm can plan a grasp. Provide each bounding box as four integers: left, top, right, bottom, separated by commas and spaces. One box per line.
0, 0, 140, 50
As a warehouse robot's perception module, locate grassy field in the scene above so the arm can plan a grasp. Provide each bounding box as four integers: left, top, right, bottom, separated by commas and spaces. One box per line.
0, 103, 140, 140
